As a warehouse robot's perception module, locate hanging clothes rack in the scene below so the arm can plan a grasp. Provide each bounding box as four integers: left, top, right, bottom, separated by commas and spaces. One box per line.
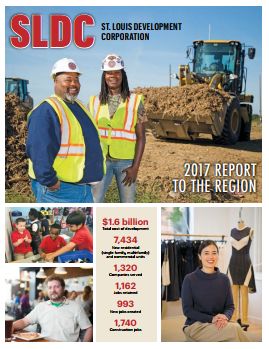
161, 233, 227, 240
161, 233, 229, 302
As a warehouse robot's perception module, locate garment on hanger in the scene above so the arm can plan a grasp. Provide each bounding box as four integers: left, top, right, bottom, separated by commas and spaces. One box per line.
161, 238, 228, 301
161, 239, 203, 301
162, 240, 179, 301
161, 245, 170, 286
227, 227, 256, 293
192, 240, 201, 270
176, 241, 193, 297
217, 242, 229, 273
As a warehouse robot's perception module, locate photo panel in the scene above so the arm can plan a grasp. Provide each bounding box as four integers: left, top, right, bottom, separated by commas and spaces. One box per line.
161, 206, 262, 342
5, 207, 93, 263
5, 266, 93, 342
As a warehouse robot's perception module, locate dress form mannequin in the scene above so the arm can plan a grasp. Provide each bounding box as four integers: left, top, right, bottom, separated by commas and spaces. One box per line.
228, 219, 256, 330
231, 220, 248, 324
237, 219, 246, 230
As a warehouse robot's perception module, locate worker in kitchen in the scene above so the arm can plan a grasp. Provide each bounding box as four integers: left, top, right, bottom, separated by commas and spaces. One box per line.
12, 276, 93, 342
26, 58, 105, 203
44, 210, 93, 262
89, 53, 146, 203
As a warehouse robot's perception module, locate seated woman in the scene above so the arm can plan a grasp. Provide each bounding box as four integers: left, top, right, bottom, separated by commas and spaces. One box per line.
181, 240, 249, 342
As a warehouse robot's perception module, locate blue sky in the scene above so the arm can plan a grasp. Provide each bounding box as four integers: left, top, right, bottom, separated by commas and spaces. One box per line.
6, 6, 262, 113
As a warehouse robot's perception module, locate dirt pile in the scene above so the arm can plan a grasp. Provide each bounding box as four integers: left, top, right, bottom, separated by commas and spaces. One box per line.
135, 84, 231, 122
5, 93, 31, 195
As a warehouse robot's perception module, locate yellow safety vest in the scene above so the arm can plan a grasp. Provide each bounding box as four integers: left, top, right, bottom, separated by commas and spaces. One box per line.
28, 95, 103, 183
89, 94, 143, 159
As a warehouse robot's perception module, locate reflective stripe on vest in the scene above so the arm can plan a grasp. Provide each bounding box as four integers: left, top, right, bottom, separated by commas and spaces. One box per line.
98, 128, 136, 141
93, 94, 137, 140
47, 97, 84, 157
92, 96, 101, 119
125, 94, 138, 131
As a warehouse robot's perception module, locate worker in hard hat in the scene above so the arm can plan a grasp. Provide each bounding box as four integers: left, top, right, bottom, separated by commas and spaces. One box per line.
26, 58, 105, 203
89, 54, 146, 202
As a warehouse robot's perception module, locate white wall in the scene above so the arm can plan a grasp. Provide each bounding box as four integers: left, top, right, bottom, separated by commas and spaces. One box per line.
191, 207, 258, 236
248, 278, 262, 324
191, 207, 230, 235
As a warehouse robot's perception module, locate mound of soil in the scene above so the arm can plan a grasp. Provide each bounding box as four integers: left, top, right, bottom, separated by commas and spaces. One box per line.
5, 93, 31, 195
135, 84, 231, 122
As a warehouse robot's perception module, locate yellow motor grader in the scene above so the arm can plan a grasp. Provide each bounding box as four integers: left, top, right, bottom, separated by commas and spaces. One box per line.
150, 40, 256, 144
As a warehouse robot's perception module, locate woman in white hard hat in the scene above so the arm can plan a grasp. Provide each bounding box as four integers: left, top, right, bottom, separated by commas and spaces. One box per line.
89, 54, 146, 203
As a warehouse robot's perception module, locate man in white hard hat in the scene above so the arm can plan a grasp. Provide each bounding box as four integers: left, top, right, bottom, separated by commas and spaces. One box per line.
26, 58, 104, 203
89, 54, 146, 203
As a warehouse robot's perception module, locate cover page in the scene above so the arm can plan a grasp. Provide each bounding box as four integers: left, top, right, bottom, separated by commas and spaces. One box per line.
5, 5, 262, 204
3, 1, 264, 345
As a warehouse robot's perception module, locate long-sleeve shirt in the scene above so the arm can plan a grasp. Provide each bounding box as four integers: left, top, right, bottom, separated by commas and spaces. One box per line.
181, 267, 234, 326
26, 100, 104, 187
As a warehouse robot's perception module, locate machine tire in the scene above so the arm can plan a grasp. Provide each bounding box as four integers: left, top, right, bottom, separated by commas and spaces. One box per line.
239, 104, 252, 141
213, 97, 241, 145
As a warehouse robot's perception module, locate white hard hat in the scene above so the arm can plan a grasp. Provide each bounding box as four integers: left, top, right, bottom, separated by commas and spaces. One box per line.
101, 53, 125, 71
51, 58, 82, 79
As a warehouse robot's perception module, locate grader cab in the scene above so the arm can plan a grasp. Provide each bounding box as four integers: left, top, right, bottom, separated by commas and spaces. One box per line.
5, 77, 33, 109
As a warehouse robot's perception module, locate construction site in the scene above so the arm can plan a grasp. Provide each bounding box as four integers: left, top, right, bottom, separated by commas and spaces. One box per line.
5, 40, 262, 203
5, 94, 261, 203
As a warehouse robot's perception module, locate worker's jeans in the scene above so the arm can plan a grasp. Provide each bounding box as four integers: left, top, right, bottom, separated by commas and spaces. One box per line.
92, 159, 136, 203
31, 180, 93, 203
